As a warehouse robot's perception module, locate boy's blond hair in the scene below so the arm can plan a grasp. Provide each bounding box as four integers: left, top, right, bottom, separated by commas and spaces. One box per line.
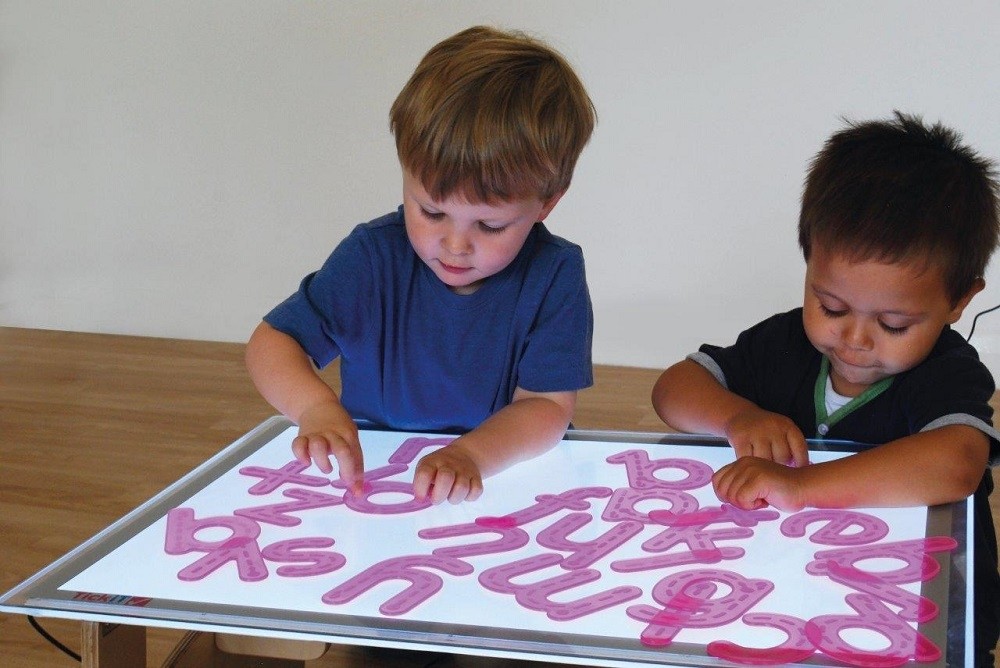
390, 26, 596, 203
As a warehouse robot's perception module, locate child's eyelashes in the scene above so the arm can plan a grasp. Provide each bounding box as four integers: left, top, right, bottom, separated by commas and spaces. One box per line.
879, 322, 909, 336
478, 222, 506, 235
819, 304, 910, 336
819, 304, 846, 318
419, 207, 507, 234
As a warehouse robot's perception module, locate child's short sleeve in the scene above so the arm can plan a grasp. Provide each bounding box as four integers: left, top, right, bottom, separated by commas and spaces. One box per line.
690, 309, 819, 415
513, 241, 594, 394
895, 332, 1000, 466
263, 225, 377, 369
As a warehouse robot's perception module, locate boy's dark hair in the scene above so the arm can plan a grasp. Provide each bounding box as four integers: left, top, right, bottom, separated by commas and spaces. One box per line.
799, 111, 999, 304
390, 25, 596, 203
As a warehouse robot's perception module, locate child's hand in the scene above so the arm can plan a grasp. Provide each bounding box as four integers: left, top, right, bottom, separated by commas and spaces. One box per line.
412, 441, 484, 505
291, 401, 363, 494
723, 407, 809, 467
712, 456, 805, 512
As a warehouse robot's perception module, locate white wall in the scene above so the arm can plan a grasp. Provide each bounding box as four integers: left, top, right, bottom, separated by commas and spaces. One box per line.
4, 1, 1000, 377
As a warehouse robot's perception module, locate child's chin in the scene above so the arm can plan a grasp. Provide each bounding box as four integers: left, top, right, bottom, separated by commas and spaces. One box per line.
830, 366, 884, 395
441, 276, 483, 295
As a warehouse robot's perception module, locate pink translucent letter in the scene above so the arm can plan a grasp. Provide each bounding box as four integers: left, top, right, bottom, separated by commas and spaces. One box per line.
322, 555, 473, 616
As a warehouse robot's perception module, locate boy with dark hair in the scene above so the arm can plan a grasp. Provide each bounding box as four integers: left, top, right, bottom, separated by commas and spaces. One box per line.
247, 26, 596, 505
652, 111, 1000, 664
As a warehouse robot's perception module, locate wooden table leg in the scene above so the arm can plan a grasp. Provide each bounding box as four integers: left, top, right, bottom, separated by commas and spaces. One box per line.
81, 621, 146, 668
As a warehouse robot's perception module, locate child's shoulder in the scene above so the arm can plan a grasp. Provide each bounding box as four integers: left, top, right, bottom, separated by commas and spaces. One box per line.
906, 326, 990, 381
340, 207, 409, 252
352, 207, 406, 236
515, 225, 587, 290
890, 327, 995, 420
709, 307, 816, 365
894, 328, 998, 448
737, 307, 808, 341
526, 223, 584, 262
507, 224, 589, 298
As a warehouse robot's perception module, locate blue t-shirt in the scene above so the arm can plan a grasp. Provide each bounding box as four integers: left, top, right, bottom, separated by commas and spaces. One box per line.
264, 207, 593, 432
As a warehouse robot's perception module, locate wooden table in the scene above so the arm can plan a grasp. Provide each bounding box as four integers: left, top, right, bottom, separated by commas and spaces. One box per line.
0, 327, 665, 667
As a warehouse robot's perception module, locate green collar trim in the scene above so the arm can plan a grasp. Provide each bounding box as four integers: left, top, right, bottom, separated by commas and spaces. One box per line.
813, 356, 893, 437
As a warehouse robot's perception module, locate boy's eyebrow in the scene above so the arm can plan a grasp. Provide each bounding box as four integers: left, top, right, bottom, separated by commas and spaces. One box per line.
810, 285, 845, 303
875, 309, 926, 319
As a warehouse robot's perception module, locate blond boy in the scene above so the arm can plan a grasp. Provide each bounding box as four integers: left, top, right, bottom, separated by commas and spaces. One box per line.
247, 26, 596, 505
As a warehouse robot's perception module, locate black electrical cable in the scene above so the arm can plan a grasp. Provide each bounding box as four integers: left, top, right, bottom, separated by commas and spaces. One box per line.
966, 303, 1000, 343
27, 615, 81, 662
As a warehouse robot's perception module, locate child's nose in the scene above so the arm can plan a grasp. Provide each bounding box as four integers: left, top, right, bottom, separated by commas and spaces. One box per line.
842, 319, 873, 350
442, 227, 472, 255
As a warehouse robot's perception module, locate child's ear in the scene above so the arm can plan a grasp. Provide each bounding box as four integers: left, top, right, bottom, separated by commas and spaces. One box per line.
536, 191, 566, 222
948, 277, 986, 323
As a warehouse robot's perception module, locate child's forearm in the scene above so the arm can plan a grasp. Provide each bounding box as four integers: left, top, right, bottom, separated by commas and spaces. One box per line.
793, 426, 989, 508
652, 359, 758, 435
246, 322, 362, 488
245, 321, 344, 422
457, 389, 575, 477
654, 359, 809, 466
